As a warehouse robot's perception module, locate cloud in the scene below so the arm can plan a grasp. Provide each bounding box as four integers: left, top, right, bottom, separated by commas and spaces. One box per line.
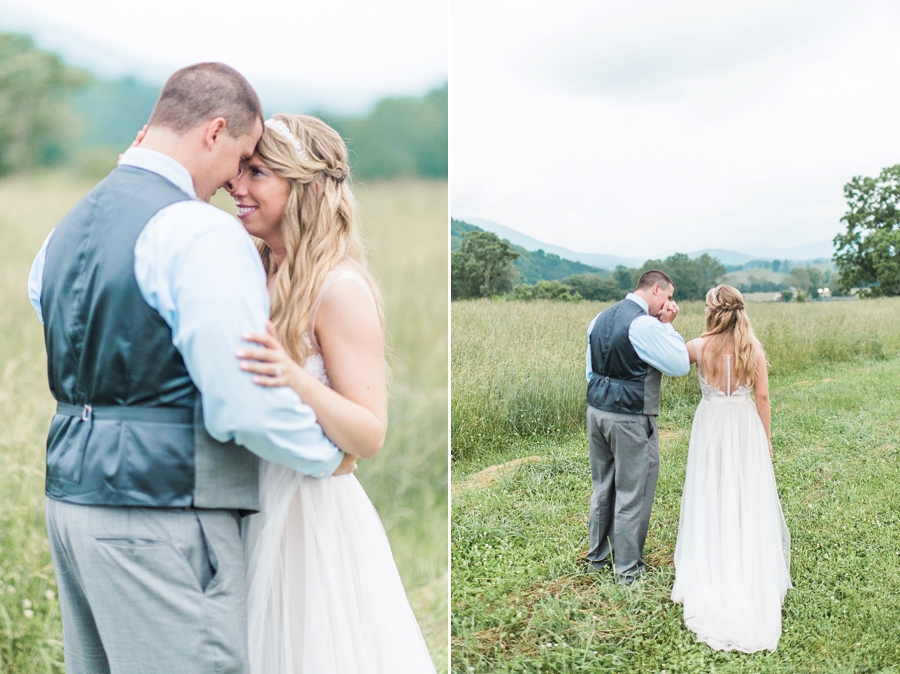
528, 0, 857, 98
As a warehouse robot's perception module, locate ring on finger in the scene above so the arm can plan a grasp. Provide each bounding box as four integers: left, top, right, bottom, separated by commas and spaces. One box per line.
275, 365, 282, 377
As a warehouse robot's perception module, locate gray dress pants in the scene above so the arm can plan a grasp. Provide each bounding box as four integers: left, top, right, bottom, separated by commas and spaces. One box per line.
45, 498, 249, 674
586, 406, 659, 577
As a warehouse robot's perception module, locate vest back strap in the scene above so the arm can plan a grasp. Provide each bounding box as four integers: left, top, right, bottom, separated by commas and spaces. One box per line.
592, 374, 642, 388
56, 402, 193, 424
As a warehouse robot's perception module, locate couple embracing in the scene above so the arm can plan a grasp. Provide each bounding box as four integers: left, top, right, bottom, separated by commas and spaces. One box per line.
585, 270, 792, 653
28, 63, 436, 673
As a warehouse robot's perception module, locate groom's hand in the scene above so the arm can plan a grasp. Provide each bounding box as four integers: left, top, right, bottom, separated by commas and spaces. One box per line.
659, 300, 679, 324
333, 452, 358, 475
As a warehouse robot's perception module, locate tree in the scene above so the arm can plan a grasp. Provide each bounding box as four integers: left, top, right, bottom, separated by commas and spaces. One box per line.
833, 164, 900, 296
695, 253, 727, 294
512, 280, 580, 301
772, 259, 782, 273
562, 274, 624, 301
789, 267, 811, 296
806, 267, 825, 298
614, 265, 634, 291
450, 230, 519, 299
637, 253, 726, 301
0, 32, 90, 173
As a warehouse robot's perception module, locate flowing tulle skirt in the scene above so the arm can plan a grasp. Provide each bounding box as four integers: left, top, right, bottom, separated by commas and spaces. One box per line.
671, 395, 792, 653
243, 461, 436, 674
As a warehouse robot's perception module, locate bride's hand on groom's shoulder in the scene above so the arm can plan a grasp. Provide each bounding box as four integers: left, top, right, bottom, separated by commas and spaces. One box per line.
117, 125, 148, 164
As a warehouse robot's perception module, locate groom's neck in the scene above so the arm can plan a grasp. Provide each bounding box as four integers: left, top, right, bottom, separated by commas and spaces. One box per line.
139, 126, 204, 182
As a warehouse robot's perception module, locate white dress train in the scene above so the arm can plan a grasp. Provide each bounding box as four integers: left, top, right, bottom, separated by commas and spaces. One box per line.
671, 342, 792, 653
242, 269, 436, 674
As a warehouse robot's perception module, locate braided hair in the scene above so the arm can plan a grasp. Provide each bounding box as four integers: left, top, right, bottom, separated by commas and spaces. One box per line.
699, 285, 765, 388
253, 113, 381, 366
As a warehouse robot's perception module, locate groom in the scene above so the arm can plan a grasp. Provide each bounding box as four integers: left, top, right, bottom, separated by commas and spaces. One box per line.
28, 63, 355, 673
584, 270, 690, 584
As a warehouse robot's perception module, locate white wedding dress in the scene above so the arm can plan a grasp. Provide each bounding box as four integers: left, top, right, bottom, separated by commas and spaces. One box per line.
671, 339, 792, 653
242, 269, 436, 674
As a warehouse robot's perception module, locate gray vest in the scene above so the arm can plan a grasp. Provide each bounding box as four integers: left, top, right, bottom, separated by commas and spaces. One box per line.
586, 298, 662, 416
41, 165, 259, 512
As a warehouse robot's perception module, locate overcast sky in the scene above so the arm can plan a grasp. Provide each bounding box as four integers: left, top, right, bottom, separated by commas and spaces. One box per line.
0, 0, 447, 113
451, 0, 900, 259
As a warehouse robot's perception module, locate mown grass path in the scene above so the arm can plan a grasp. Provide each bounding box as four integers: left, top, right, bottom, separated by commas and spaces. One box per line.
452, 356, 900, 673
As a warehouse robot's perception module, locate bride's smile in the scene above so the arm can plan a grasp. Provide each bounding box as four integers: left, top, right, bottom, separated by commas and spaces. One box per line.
227, 156, 290, 243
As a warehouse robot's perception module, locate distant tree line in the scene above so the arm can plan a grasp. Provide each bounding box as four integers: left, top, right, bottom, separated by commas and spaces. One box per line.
451, 222, 731, 302
0, 31, 447, 181
451, 218, 862, 303
323, 83, 447, 180
0, 33, 89, 173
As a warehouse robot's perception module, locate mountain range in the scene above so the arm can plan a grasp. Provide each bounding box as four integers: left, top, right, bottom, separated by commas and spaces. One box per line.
459, 217, 834, 269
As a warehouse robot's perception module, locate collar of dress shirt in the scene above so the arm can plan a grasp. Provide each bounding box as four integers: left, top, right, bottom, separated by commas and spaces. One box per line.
625, 292, 649, 315
119, 147, 197, 200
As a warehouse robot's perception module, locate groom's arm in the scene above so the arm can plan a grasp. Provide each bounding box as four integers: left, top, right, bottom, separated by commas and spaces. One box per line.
27, 230, 55, 324
628, 315, 690, 377
585, 312, 601, 382
134, 200, 344, 477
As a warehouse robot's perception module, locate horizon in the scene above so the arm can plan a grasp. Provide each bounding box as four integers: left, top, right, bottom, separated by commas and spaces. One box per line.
453, 214, 835, 265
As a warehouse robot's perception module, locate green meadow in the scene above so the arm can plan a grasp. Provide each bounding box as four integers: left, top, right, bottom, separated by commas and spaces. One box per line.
0, 173, 448, 673
452, 298, 900, 672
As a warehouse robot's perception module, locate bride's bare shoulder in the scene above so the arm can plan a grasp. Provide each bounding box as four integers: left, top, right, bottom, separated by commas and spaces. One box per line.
314, 263, 381, 346
685, 337, 701, 365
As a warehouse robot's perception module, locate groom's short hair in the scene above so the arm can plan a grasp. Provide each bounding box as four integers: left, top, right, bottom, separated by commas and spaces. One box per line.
148, 62, 263, 137
636, 270, 674, 290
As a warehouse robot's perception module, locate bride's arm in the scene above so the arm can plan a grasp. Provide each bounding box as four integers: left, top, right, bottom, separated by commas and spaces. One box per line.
752, 346, 772, 455
685, 338, 698, 365
238, 280, 387, 459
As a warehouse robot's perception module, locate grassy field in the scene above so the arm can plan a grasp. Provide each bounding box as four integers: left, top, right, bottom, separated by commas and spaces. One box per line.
452, 298, 900, 460
0, 173, 448, 672
451, 298, 900, 672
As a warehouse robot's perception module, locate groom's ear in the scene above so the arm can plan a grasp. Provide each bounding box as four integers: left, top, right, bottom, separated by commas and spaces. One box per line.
202, 117, 228, 150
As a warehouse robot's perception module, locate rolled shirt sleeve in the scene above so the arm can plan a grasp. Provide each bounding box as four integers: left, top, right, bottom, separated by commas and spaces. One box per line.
134, 200, 344, 477
628, 315, 691, 378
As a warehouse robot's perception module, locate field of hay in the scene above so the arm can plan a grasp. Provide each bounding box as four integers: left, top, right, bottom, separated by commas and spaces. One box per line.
0, 173, 448, 672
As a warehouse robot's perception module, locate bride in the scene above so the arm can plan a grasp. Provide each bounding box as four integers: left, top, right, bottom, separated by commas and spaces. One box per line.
671, 285, 792, 653
228, 114, 436, 673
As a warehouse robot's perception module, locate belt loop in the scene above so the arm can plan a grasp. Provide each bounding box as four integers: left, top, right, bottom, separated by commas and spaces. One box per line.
81, 404, 93, 422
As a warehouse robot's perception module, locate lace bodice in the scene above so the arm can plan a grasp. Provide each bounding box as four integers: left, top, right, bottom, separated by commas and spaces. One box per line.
303, 348, 330, 386
698, 371, 752, 399
695, 339, 752, 399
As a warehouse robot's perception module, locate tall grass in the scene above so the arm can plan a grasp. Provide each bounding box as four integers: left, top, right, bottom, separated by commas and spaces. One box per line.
0, 173, 448, 672
451, 298, 900, 460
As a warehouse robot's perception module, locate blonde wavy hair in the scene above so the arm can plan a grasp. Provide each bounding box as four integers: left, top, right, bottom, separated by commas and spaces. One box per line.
254, 113, 382, 366
700, 285, 765, 388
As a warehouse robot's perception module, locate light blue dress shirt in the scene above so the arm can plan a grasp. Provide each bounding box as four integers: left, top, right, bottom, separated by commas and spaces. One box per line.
28, 147, 344, 477
586, 293, 690, 381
